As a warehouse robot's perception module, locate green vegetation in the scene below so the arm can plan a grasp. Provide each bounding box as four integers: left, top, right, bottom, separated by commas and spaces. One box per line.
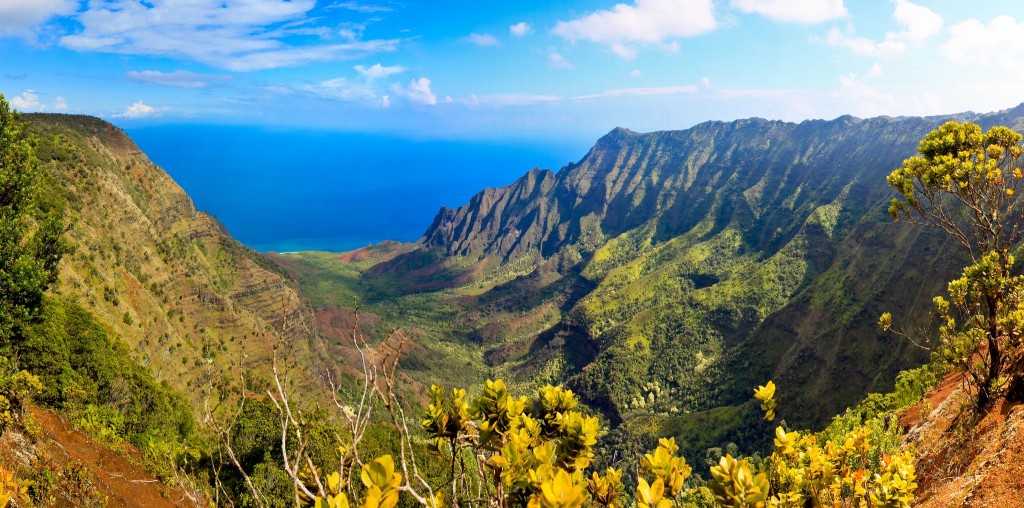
0, 94, 70, 355
5, 96, 1024, 507
271, 371, 921, 508
20, 296, 194, 443
886, 120, 1024, 409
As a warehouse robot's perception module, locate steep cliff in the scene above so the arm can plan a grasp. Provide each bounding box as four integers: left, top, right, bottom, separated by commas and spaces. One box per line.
26, 114, 329, 403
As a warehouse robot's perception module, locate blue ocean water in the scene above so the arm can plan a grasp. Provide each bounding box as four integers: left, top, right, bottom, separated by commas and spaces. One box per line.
127, 125, 588, 252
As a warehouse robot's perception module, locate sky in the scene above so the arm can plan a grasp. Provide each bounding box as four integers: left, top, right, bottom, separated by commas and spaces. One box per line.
3, 0, 1024, 142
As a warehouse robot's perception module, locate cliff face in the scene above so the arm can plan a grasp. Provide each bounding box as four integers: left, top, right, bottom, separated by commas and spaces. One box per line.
375, 105, 1024, 431
419, 117, 932, 262
27, 114, 328, 402
420, 106, 1024, 268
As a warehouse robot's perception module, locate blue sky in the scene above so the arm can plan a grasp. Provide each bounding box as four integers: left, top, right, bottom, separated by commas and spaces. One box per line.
2, 0, 1024, 142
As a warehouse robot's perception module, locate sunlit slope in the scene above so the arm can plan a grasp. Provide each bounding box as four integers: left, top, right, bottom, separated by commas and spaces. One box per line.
26, 113, 330, 405
364, 104, 1024, 432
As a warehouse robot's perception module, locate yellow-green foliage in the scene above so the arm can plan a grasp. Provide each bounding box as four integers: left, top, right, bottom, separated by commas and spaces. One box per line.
311, 378, 917, 508
707, 381, 916, 508
0, 466, 27, 508
640, 438, 692, 500
0, 364, 43, 435
708, 454, 768, 508
752, 382, 776, 422
313, 455, 404, 508
766, 425, 915, 507
886, 120, 1024, 409
315, 380, 640, 508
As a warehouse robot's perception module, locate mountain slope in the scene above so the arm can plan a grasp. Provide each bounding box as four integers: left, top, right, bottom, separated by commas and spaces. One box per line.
26, 113, 329, 404
363, 105, 1024, 441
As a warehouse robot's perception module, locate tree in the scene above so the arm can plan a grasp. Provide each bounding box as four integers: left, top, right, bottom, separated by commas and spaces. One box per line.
0, 93, 68, 353
886, 120, 1024, 409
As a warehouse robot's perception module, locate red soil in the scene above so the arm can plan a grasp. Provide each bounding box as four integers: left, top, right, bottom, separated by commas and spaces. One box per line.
27, 406, 204, 507
902, 372, 1024, 507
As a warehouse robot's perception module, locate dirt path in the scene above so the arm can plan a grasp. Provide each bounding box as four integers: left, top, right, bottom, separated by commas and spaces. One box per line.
30, 406, 201, 507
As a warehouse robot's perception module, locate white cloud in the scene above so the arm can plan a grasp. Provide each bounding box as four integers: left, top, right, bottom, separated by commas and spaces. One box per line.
553, 0, 717, 58
116, 100, 157, 119
548, 52, 573, 70
937, 15, 1024, 111
337, 22, 365, 42
509, 22, 532, 37
0, 0, 77, 38
355, 63, 405, 81
572, 85, 698, 101
392, 78, 437, 105
866, 62, 883, 78
9, 90, 42, 111
462, 94, 562, 106
464, 33, 499, 47
832, 73, 894, 116
731, 0, 846, 24
306, 64, 407, 105
825, 0, 941, 57
60, 0, 400, 71
311, 77, 371, 101
630, 69, 642, 78
941, 16, 1024, 67
331, 1, 393, 13
54, 96, 67, 110
126, 70, 231, 89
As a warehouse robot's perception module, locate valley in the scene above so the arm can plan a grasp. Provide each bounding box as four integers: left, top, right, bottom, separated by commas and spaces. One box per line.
8, 2, 1024, 505
4, 103, 1024, 506
275, 104, 1024, 464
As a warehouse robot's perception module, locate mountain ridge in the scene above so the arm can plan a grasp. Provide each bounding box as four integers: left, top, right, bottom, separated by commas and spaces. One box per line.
356, 104, 1024, 439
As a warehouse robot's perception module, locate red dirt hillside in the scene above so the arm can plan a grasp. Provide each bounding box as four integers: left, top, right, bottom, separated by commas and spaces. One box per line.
901, 373, 1024, 507
0, 407, 203, 507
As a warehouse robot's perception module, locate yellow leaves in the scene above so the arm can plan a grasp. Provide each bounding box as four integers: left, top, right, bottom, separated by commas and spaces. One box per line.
586, 468, 624, 508
0, 467, 27, 508
316, 493, 350, 508
640, 438, 691, 497
359, 456, 402, 508
765, 417, 918, 508
473, 379, 529, 449
537, 385, 578, 416
636, 478, 673, 508
753, 381, 775, 402
878, 312, 892, 331
753, 381, 777, 421
773, 427, 800, 456
947, 277, 968, 306
708, 455, 769, 508
869, 452, 917, 508
1015, 167, 1023, 179
535, 469, 586, 508
422, 384, 471, 447
1008, 188, 1015, 197
553, 411, 600, 471
327, 471, 344, 494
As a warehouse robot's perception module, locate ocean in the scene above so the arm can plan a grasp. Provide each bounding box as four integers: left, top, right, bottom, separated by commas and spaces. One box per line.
127, 125, 588, 252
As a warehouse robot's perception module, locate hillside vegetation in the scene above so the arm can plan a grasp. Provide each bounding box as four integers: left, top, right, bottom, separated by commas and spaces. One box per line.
281, 105, 1024, 463
4, 95, 1024, 506
0, 107, 361, 505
